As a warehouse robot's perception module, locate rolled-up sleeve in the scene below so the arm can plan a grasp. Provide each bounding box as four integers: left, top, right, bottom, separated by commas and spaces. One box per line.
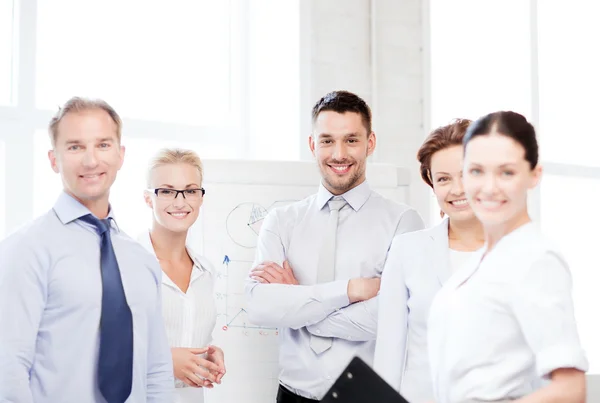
512, 251, 588, 377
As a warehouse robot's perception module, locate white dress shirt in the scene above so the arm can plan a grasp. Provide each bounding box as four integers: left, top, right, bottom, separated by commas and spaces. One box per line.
245, 181, 424, 400
428, 222, 588, 403
0, 192, 173, 403
138, 231, 217, 403
374, 219, 451, 403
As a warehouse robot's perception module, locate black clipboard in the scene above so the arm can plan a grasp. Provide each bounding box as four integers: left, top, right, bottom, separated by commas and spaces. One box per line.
320, 356, 410, 403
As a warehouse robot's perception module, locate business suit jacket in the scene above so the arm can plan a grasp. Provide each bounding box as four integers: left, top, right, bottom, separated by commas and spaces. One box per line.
374, 218, 451, 403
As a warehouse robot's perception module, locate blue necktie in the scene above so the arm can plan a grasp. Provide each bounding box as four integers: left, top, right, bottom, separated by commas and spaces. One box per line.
79, 214, 133, 403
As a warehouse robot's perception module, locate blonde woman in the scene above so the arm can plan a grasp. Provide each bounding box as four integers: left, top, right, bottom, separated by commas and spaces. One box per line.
139, 148, 225, 403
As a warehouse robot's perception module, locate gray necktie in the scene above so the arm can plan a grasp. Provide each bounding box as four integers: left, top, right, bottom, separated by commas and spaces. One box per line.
310, 197, 347, 354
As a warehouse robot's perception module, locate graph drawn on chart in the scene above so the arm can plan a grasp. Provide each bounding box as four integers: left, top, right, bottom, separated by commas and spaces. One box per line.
225, 200, 296, 249
218, 200, 297, 335
219, 254, 278, 335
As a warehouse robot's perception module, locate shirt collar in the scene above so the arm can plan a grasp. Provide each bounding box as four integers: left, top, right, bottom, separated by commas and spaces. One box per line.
316, 180, 371, 211
53, 191, 119, 231
138, 230, 208, 275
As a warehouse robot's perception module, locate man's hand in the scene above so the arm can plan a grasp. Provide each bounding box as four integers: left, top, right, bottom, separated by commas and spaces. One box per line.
347, 277, 381, 303
206, 345, 226, 384
171, 346, 222, 388
251, 261, 299, 285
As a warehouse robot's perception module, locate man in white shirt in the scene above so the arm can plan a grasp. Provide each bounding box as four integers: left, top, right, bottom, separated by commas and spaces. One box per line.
245, 90, 424, 402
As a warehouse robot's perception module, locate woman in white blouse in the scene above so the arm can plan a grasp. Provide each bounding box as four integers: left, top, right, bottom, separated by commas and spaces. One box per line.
139, 148, 225, 403
428, 111, 587, 403
374, 119, 484, 403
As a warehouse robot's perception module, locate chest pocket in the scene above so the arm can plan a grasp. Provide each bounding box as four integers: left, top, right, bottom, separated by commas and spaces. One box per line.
47, 251, 103, 313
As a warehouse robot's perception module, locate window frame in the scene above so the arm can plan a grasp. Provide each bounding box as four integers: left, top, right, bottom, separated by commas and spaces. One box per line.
0, 0, 254, 237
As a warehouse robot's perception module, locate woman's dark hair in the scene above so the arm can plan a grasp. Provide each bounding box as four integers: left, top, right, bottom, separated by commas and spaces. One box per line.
463, 111, 539, 169
417, 118, 472, 188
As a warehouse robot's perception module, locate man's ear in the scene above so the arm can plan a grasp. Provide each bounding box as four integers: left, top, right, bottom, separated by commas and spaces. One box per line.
117, 144, 125, 170
366, 132, 377, 156
309, 134, 316, 157
48, 150, 59, 173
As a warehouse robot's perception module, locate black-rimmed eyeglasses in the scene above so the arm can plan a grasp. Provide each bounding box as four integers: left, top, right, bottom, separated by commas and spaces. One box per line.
149, 188, 206, 200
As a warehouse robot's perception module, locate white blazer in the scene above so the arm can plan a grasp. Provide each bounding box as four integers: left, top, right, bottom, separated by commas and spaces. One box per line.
374, 218, 451, 403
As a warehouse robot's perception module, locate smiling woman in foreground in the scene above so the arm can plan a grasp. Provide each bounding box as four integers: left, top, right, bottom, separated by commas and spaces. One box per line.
427, 111, 588, 403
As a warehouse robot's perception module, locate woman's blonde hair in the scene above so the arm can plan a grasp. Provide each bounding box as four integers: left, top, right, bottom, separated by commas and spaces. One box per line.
146, 148, 203, 188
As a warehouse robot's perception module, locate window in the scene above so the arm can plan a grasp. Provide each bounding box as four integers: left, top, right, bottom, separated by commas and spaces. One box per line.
0, 0, 17, 106
35, 0, 238, 126
536, 0, 600, 372
4, 1, 301, 238
0, 1, 301, 238
428, 0, 533, 226
33, 131, 62, 216
537, 1, 600, 167
540, 174, 600, 373
429, 0, 532, 128
429, 1, 600, 371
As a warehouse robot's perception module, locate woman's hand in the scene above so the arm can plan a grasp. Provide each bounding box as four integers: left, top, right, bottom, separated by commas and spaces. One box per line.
171, 346, 222, 388
206, 345, 226, 384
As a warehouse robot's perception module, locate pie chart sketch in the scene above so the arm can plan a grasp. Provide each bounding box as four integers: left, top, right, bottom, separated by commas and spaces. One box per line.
225, 200, 297, 248
226, 202, 268, 248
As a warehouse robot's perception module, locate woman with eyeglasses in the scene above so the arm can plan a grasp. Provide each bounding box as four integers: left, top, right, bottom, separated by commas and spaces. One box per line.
138, 148, 225, 403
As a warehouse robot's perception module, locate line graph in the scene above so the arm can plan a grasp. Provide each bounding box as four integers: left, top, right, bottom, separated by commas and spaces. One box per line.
221, 308, 278, 334
219, 255, 278, 334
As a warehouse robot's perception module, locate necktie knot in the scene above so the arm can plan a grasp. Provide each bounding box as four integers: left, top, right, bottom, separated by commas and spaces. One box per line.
79, 214, 110, 235
327, 198, 347, 212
